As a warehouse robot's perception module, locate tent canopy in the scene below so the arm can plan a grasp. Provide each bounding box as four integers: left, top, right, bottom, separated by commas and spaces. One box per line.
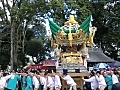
93, 63, 110, 69
108, 61, 120, 67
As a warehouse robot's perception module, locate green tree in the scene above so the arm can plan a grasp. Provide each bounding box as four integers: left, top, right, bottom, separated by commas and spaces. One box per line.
0, 25, 11, 69
102, 1, 120, 59
26, 14, 51, 64
26, 38, 51, 64
89, 0, 120, 60
0, 0, 37, 69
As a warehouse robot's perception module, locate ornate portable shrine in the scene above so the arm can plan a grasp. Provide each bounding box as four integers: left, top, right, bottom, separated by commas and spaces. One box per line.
49, 15, 96, 72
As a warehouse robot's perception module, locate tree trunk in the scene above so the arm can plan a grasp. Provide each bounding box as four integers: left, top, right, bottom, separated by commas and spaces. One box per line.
22, 23, 28, 54
10, 22, 14, 70
10, 21, 18, 70
14, 24, 20, 63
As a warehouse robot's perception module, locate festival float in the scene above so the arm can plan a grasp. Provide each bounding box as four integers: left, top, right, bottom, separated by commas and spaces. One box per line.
48, 15, 97, 89
49, 15, 96, 72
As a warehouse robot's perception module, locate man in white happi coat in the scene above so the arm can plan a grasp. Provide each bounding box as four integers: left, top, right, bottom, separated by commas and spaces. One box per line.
60, 72, 77, 90
83, 71, 98, 90
44, 71, 54, 90
29, 73, 39, 90
96, 71, 107, 90
110, 71, 119, 84
52, 70, 61, 90
36, 73, 47, 90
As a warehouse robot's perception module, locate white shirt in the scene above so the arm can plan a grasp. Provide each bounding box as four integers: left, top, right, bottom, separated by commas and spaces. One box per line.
53, 75, 62, 88
46, 76, 54, 88
112, 74, 119, 84
0, 75, 13, 89
39, 76, 47, 88
32, 76, 39, 88
63, 75, 76, 87
84, 76, 98, 89
96, 75, 106, 88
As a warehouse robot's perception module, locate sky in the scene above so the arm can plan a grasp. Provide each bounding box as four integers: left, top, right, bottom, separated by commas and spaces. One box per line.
44, 19, 52, 36
0, 0, 12, 21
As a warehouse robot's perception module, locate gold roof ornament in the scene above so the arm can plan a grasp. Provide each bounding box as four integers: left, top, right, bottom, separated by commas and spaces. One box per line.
64, 15, 78, 24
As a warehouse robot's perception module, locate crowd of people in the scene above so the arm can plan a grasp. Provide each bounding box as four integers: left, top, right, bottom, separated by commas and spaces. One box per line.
1, 67, 120, 90
83, 68, 120, 90
0, 69, 77, 90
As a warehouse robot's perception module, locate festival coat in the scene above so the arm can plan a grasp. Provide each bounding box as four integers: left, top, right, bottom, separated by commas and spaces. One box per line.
22, 76, 27, 90
6, 74, 21, 90
104, 75, 113, 90
25, 76, 33, 90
